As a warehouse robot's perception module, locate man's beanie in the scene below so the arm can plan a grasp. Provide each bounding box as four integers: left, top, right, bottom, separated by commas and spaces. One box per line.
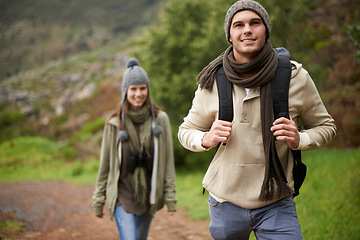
224, 0, 271, 43
121, 58, 150, 100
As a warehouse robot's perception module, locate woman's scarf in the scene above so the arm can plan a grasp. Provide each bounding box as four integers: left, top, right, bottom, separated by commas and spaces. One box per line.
124, 105, 152, 206
197, 41, 293, 201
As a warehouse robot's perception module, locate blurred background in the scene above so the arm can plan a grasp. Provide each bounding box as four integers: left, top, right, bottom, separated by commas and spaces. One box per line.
0, 0, 359, 239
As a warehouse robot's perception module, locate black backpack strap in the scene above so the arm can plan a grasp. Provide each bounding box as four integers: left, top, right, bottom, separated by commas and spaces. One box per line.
216, 65, 233, 123
212, 49, 306, 197
273, 47, 291, 120
292, 149, 306, 197
274, 47, 306, 197
217, 48, 291, 122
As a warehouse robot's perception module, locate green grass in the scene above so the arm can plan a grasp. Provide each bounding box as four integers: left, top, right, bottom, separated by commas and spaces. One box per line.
0, 212, 26, 239
0, 136, 359, 239
176, 148, 360, 239
0, 136, 99, 185
296, 148, 360, 239
176, 170, 210, 220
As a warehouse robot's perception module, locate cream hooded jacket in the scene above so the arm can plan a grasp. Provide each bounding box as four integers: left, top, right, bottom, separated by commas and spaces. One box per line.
178, 61, 336, 209
92, 110, 176, 219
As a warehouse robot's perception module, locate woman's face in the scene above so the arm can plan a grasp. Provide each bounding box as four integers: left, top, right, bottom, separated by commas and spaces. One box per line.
126, 84, 148, 111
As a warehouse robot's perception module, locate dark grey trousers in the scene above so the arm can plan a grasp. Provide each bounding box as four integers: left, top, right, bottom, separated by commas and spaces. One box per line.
208, 195, 303, 240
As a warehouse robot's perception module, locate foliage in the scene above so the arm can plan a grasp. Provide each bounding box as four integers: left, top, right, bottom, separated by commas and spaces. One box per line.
0, 212, 26, 239
0, 136, 99, 184
74, 117, 105, 142
134, 0, 327, 166
134, 0, 360, 165
347, 23, 360, 61
0, 136, 62, 166
134, 0, 231, 167
0, 111, 29, 143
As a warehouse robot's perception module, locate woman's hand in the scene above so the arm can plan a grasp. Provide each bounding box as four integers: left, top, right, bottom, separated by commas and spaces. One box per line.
167, 211, 175, 216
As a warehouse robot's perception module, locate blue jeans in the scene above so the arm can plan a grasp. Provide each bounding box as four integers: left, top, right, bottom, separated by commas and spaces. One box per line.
114, 205, 153, 240
208, 196, 302, 240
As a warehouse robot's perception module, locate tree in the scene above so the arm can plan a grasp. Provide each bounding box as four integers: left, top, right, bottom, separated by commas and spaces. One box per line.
134, 0, 360, 164
134, 0, 232, 167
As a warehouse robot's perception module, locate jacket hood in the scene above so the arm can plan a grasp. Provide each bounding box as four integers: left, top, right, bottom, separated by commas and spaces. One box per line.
107, 117, 119, 128
290, 60, 303, 78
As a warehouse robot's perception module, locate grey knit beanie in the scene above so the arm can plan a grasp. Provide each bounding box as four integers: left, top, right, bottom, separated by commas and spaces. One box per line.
122, 58, 150, 100
118, 58, 163, 141
224, 0, 271, 43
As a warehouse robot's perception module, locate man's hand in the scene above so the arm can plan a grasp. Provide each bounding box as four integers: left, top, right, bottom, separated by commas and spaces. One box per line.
270, 117, 300, 150
202, 120, 232, 149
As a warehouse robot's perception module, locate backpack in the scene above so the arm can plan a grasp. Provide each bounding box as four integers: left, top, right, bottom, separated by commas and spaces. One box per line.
215, 47, 306, 197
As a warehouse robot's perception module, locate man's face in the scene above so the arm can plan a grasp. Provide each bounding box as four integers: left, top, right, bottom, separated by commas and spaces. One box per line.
229, 10, 267, 63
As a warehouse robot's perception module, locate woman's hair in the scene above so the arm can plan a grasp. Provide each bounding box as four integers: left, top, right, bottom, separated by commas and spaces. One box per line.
107, 98, 162, 127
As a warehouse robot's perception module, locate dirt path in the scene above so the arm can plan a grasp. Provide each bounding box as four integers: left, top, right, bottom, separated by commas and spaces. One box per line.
0, 181, 212, 240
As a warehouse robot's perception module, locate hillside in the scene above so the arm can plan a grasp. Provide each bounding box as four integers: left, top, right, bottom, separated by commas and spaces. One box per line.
0, 0, 359, 155
0, 0, 165, 80
0, 44, 130, 152
0, 0, 168, 157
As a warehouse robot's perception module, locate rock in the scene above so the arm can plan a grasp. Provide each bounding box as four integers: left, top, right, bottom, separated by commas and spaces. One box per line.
21, 106, 34, 115
59, 73, 83, 85
73, 83, 96, 101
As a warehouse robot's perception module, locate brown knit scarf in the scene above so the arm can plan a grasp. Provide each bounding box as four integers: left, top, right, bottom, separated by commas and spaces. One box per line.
197, 41, 293, 201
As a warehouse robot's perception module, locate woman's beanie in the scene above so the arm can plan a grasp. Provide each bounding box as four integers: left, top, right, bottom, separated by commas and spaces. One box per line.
224, 0, 271, 43
121, 58, 150, 101
118, 58, 163, 141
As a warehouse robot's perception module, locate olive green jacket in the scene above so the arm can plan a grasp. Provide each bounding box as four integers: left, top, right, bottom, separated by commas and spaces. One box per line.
92, 111, 176, 219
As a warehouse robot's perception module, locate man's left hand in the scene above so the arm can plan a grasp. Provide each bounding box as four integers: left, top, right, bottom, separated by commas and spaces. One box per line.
270, 117, 300, 150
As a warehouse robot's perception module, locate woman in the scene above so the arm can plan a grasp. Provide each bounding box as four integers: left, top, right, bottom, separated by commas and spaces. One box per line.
92, 58, 176, 240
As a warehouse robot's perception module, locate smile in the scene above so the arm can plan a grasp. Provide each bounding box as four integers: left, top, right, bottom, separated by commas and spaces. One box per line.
241, 39, 256, 42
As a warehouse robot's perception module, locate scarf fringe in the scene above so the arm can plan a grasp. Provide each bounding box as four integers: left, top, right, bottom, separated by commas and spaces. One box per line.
130, 167, 148, 207
197, 50, 226, 91
259, 177, 293, 201
197, 41, 291, 201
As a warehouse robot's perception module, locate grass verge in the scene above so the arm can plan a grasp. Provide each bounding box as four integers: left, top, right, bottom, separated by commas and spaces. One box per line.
176, 147, 360, 239
0, 136, 359, 239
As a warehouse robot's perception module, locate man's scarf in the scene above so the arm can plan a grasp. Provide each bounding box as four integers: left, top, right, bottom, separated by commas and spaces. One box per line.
197, 41, 292, 201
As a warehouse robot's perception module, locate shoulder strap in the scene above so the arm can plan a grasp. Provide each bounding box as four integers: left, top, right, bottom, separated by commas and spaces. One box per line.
213, 48, 306, 197
216, 48, 292, 123
273, 47, 291, 120
216, 65, 233, 123
274, 48, 306, 197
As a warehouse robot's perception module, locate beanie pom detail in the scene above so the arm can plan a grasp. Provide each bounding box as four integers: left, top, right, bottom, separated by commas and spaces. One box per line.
127, 58, 140, 68
118, 130, 129, 141
152, 125, 163, 136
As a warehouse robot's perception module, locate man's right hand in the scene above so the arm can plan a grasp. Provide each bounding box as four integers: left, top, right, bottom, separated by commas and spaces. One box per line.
201, 120, 232, 149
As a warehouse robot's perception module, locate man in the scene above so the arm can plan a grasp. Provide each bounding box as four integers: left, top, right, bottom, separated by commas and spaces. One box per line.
178, 0, 336, 239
